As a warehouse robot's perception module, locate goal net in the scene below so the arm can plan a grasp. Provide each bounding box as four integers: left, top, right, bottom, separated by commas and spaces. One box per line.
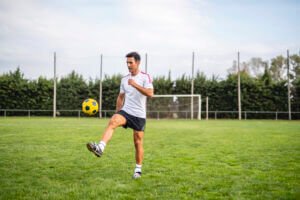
146, 94, 202, 120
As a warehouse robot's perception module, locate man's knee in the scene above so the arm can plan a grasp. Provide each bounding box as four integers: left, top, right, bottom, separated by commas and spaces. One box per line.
108, 114, 125, 128
108, 119, 119, 128
134, 132, 144, 146
134, 138, 142, 145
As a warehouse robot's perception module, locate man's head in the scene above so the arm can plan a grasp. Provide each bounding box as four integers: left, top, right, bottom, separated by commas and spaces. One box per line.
126, 52, 141, 75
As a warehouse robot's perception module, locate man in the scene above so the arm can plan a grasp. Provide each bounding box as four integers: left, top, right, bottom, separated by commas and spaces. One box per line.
87, 52, 154, 179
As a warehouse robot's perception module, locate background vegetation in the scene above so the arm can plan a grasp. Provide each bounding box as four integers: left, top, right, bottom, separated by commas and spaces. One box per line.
0, 54, 299, 118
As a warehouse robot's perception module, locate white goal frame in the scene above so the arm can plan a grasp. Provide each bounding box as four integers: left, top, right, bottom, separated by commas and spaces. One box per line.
151, 94, 202, 120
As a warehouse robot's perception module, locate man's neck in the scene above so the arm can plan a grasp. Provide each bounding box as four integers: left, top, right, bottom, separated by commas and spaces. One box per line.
131, 69, 140, 76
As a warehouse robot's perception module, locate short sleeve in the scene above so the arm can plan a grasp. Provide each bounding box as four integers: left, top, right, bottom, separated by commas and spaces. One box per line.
120, 79, 125, 93
144, 74, 153, 89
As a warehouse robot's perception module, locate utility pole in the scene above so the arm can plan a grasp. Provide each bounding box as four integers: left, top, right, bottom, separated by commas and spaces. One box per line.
99, 54, 103, 118
238, 51, 241, 120
145, 53, 148, 73
287, 50, 291, 120
53, 52, 57, 118
191, 52, 195, 120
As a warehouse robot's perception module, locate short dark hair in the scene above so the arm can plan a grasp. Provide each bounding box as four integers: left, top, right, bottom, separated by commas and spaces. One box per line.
126, 52, 141, 62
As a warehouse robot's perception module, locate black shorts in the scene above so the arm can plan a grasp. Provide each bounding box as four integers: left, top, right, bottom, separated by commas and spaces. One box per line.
117, 110, 146, 131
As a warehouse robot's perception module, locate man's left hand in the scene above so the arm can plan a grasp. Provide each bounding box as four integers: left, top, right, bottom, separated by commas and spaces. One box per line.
128, 79, 137, 87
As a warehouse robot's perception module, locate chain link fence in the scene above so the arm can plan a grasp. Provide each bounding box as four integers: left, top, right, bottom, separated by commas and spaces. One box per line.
1, 109, 299, 120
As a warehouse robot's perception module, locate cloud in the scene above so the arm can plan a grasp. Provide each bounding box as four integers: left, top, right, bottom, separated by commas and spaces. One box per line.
0, 0, 299, 80
0, 0, 213, 79
123, 0, 214, 52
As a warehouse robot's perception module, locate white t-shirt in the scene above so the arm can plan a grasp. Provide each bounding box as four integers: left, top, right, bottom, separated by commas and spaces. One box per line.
120, 71, 153, 118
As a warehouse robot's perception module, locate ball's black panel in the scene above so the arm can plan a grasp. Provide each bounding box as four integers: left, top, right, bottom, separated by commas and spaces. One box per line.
85, 106, 90, 111
93, 110, 96, 114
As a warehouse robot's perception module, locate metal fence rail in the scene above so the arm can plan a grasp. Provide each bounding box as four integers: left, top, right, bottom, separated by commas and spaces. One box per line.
205, 111, 300, 120
0, 109, 115, 118
0, 109, 299, 120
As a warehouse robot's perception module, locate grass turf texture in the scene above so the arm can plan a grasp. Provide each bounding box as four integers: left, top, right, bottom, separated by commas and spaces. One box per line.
0, 118, 299, 200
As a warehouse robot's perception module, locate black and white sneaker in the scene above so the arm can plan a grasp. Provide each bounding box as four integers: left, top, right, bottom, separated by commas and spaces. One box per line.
132, 172, 142, 179
86, 142, 103, 157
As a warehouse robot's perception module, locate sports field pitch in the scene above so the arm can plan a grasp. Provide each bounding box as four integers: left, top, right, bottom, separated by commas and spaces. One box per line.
0, 118, 299, 199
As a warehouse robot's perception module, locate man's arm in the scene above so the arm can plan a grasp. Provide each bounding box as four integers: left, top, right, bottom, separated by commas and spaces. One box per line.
116, 93, 125, 112
128, 79, 154, 97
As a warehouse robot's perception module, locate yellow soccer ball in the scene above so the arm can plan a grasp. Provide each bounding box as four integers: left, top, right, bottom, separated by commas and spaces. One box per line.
82, 98, 99, 115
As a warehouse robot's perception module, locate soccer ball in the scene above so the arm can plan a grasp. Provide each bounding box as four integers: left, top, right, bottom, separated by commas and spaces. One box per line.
82, 98, 99, 115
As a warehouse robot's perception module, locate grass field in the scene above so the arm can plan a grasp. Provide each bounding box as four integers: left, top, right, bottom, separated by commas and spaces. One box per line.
0, 118, 299, 200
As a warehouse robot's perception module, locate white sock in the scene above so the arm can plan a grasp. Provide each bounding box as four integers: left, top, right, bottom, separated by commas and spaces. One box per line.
98, 141, 106, 152
135, 164, 142, 173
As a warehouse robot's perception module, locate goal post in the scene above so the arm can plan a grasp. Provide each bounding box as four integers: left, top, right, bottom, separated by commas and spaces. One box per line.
147, 94, 202, 120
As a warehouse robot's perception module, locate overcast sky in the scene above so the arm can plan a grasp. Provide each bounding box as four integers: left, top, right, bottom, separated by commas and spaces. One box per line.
0, 0, 299, 80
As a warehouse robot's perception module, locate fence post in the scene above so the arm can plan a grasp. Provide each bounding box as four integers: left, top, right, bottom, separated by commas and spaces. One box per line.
4, 110, 6, 117
275, 111, 278, 120
157, 111, 160, 120
206, 97, 209, 120
198, 95, 201, 120
244, 111, 247, 120
28, 110, 30, 118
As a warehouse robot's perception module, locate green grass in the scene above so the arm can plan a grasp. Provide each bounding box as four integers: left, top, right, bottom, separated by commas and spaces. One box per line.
0, 118, 299, 200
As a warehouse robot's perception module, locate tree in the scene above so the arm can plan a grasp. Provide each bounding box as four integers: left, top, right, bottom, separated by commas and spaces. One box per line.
261, 64, 272, 86
270, 55, 286, 81
173, 74, 191, 94
153, 76, 173, 95
57, 71, 89, 110
0, 68, 28, 109
227, 60, 250, 75
290, 54, 300, 80
101, 74, 122, 110
247, 57, 268, 77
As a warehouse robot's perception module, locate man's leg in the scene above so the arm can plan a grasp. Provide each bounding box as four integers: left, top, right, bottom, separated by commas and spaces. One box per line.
133, 130, 144, 178
101, 114, 126, 143
87, 114, 126, 157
